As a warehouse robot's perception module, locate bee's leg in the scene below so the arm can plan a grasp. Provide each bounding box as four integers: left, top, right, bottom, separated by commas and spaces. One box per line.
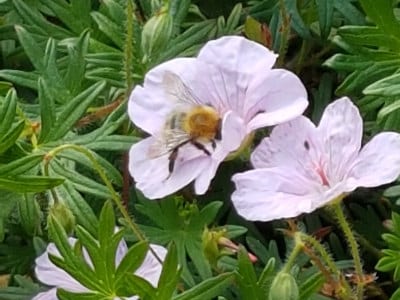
215, 119, 222, 140
166, 140, 191, 179
168, 148, 179, 175
211, 139, 216, 150
191, 140, 211, 156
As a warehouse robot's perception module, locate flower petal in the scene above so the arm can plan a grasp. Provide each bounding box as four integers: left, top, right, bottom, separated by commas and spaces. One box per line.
250, 116, 330, 186
128, 58, 198, 135
130, 137, 212, 198
232, 169, 314, 221
221, 111, 246, 152
35, 239, 89, 293
231, 168, 347, 221
115, 238, 128, 266
32, 288, 58, 300
347, 132, 400, 187
198, 36, 277, 76
317, 97, 363, 182
245, 69, 308, 130
135, 244, 168, 287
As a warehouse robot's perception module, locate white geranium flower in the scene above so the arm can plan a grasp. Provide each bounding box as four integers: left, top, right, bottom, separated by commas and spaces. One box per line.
128, 36, 308, 199
232, 97, 400, 221
33, 238, 167, 300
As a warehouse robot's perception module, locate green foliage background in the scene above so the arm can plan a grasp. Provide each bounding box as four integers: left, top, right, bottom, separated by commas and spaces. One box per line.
0, 0, 400, 299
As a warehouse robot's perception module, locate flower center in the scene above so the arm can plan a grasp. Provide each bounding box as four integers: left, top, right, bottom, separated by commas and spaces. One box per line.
316, 164, 330, 187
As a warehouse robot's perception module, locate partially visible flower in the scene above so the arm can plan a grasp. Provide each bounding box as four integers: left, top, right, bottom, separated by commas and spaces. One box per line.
232, 97, 400, 221
129, 36, 308, 199
33, 238, 167, 300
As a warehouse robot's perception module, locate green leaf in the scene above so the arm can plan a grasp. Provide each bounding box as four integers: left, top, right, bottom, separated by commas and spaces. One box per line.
236, 246, 261, 300
38, 77, 56, 143
359, 0, 400, 37
44, 0, 91, 34
316, 0, 333, 39
364, 73, 400, 97
0, 176, 64, 193
46, 81, 107, 141
50, 160, 112, 199
0, 154, 43, 176
63, 30, 90, 96
339, 26, 400, 50
173, 272, 234, 300
48, 217, 105, 292
0, 88, 17, 137
0, 120, 24, 154
333, 0, 365, 25
98, 201, 115, 248
123, 274, 157, 299
284, 0, 310, 39
156, 243, 180, 300
14, 25, 45, 72
0, 70, 38, 90
57, 182, 98, 236
157, 20, 216, 64
298, 272, 325, 299
115, 241, 149, 287
91, 12, 124, 49
225, 3, 242, 34
18, 194, 41, 236
12, 0, 70, 39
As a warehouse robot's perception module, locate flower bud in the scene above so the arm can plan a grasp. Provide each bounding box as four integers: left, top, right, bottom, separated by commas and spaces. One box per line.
47, 202, 76, 235
268, 272, 299, 300
141, 7, 173, 57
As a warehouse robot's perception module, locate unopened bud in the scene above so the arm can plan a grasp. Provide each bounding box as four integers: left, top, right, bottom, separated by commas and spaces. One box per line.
48, 202, 76, 235
268, 272, 299, 300
141, 8, 173, 56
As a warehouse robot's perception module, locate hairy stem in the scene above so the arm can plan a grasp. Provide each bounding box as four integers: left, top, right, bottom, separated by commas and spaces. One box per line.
332, 202, 364, 300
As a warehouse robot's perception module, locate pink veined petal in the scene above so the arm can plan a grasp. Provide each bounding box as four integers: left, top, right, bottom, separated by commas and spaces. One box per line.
128, 57, 197, 135
35, 239, 89, 293
245, 69, 308, 130
135, 244, 168, 287
250, 116, 330, 186
129, 137, 170, 185
32, 288, 58, 300
231, 169, 315, 221
231, 168, 348, 221
130, 136, 213, 198
347, 132, 400, 188
317, 97, 363, 183
198, 36, 277, 76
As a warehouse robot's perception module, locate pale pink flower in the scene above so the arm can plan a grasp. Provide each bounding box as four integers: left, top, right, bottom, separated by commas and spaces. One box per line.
232, 97, 400, 221
128, 36, 308, 199
33, 238, 167, 300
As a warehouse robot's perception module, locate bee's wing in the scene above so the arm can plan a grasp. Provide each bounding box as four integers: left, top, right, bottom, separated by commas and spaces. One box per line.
162, 71, 200, 106
148, 128, 191, 158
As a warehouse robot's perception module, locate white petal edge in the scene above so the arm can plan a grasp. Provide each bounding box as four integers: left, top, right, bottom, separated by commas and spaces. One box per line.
35, 239, 89, 293
245, 69, 308, 130
128, 58, 197, 135
198, 36, 277, 75
32, 288, 58, 300
135, 244, 168, 287
231, 168, 349, 222
347, 132, 400, 188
